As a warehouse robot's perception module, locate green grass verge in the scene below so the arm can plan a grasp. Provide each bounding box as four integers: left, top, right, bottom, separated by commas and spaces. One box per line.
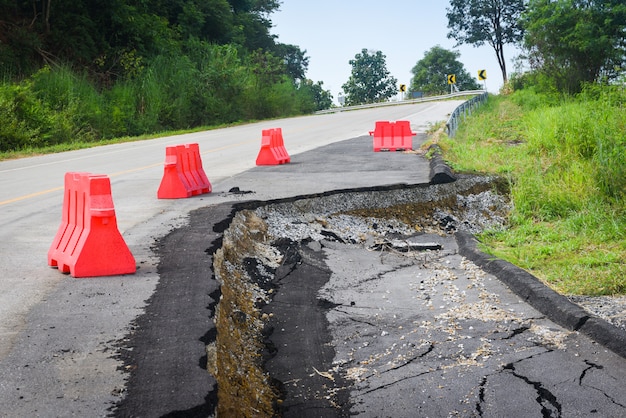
442, 91, 625, 296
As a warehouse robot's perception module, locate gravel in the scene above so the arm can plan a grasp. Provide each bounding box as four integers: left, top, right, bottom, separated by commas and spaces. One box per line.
567, 295, 626, 332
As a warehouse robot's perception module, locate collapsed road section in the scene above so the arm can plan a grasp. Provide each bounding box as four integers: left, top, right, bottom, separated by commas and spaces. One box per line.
209, 175, 626, 417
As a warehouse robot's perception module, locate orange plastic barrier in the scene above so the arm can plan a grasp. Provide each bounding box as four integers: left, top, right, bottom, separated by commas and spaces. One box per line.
369, 120, 416, 152
157, 143, 212, 199
48, 172, 136, 278
256, 128, 291, 165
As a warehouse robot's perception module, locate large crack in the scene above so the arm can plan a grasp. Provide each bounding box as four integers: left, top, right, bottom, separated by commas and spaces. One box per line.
578, 360, 626, 409
208, 179, 626, 417
209, 176, 516, 416
503, 362, 562, 418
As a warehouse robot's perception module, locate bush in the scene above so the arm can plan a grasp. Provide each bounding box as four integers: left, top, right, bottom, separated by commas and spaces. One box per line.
0, 42, 320, 155
0, 76, 82, 151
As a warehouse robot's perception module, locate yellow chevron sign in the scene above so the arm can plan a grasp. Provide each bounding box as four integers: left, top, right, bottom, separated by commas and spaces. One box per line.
478, 69, 487, 80
447, 74, 456, 84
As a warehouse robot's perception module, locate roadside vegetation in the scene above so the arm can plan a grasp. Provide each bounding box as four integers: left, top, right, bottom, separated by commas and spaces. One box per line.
441, 86, 625, 296
0, 53, 324, 158
439, 0, 625, 296
0, 1, 333, 157
0, 45, 335, 158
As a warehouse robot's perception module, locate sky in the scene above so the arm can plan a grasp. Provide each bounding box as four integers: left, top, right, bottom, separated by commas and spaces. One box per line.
270, 1, 522, 103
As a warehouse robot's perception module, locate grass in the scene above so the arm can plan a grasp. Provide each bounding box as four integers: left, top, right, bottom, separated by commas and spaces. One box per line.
442, 90, 625, 296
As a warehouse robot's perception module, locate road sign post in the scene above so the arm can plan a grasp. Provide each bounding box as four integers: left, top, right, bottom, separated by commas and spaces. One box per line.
399, 84, 406, 101
478, 69, 487, 91
447, 74, 456, 94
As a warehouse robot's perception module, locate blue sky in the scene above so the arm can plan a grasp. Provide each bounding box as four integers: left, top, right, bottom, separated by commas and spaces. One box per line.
270, 1, 522, 102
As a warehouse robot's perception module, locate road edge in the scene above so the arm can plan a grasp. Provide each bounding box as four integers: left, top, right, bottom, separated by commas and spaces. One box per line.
455, 231, 626, 359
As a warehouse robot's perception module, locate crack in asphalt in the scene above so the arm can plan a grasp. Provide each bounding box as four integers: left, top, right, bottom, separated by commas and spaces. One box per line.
578, 359, 603, 385
379, 342, 436, 375
578, 360, 626, 409
503, 362, 562, 418
475, 375, 488, 417
340, 262, 418, 288
359, 367, 440, 396
502, 325, 531, 340
354, 342, 438, 396
599, 390, 626, 409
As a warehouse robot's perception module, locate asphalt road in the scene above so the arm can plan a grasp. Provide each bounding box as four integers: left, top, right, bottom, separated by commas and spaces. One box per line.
0, 100, 465, 416
3, 99, 624, 417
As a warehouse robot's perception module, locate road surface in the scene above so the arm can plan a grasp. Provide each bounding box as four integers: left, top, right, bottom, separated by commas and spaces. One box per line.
0, 101, 463, 416
3, 99, 624, 417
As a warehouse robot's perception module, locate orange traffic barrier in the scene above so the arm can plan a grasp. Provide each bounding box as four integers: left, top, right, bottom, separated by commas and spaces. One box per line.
256, 128, 290, 165
370, 121, 394, 151
48, 172, 136, 278
157, 143, 212, 199
369, 120, 416, 152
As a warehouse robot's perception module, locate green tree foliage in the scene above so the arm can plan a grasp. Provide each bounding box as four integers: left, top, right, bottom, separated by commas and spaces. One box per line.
153, 0, 233, 42
446, 0, 526, 83
342, 49, 398, 106
0, 0, 336, 152
0, 0, 283, 81
299, 80, 334, 111
522, 0, 626, 93
274, 44, 310, 82
410, 46, 481, 95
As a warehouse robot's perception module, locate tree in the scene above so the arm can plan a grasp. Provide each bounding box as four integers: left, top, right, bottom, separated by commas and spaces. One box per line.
247, 49, 285, 87
227, 0, 280, 51
446, 0, 526, 83
410, 46, 481, 95
274, 43, 309, 82
0, 0, 283, 80
522, 0, 626, 93
341, 49, 398, 106
228, 0, 280, 14
304, 80, 333, 111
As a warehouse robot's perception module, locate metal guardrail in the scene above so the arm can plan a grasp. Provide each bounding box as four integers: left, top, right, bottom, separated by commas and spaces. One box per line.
445, 91, 489, 137
314, 90, 487, 115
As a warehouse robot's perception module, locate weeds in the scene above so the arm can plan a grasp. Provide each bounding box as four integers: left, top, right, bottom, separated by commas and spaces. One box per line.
444, 90, 625, 295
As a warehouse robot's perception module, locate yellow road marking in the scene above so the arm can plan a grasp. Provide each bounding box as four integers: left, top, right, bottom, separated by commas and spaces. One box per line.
0, 187, 65, 206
